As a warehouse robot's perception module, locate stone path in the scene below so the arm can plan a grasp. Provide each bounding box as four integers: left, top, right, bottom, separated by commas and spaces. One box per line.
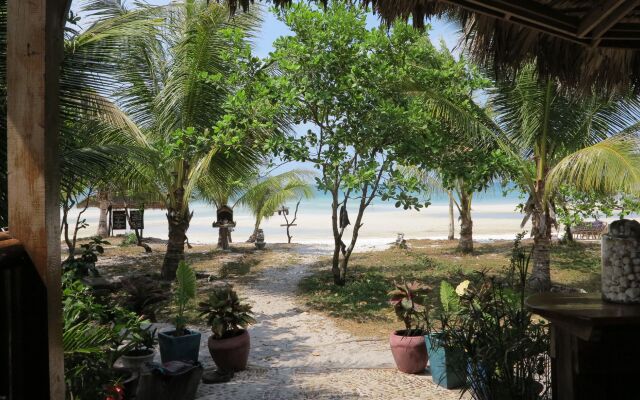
192, 246, 465, 400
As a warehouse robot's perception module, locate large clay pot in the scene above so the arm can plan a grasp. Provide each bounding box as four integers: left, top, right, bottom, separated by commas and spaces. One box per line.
389, 330, 428, 374
207, 329, 250, 372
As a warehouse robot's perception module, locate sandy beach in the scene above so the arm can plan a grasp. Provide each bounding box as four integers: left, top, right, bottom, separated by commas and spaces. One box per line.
65, 198, 541, 249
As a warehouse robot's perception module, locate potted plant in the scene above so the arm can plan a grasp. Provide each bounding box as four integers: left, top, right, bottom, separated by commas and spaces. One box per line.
424, 281, 467, 389
388, 280, 430, 374
121, 326, 157, 371
198, 284, 255, 372
158, 261, 202, 363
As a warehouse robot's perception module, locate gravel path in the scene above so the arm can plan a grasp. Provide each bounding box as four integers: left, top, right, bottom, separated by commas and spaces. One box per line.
193, 245, 465, 399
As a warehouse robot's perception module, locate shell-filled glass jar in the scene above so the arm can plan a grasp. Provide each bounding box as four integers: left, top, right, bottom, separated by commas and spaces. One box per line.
601, 219, 640, 304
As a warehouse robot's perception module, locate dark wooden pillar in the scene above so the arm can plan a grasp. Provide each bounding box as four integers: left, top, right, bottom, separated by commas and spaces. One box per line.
6, 0, 70, 398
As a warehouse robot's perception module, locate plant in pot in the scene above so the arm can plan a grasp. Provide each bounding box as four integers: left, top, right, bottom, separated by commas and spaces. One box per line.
121, 325, 158, 371
158, 261, 202, 363
198, 284, 255, 372
423, 280, 467, 389
437, 236, 551, 400
388, 280, 430, 374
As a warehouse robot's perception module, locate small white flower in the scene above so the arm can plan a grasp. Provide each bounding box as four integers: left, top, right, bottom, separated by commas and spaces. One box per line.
455, 280, 470, 296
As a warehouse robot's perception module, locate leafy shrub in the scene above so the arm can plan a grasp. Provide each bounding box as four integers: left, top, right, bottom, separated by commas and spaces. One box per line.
198, 284, 255, 339
63, 236, 110, 279
120, 232, 138, 247
431, 237, 551, 400
62, 275, 142, 399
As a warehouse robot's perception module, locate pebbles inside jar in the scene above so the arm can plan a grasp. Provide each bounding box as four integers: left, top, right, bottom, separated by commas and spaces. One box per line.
602, 219, 640, 304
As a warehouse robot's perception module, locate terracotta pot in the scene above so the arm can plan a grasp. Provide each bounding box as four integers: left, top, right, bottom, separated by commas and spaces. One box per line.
389, 330, 428, 374
207, 330, 250, 372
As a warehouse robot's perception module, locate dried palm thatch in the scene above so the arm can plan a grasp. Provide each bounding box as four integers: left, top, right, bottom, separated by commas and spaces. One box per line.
226, 0, 640, 94
363, 0, 640, 95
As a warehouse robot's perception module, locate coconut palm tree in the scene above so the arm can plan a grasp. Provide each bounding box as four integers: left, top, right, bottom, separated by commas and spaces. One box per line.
421, 63, 640, 290
487, 65, 640, 290
102, 1, 285, 279
241, 170, 314, 242
199, 169, 313, 248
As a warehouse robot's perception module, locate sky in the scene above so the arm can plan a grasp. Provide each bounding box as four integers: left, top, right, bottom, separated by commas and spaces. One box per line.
71, 1, 462, 57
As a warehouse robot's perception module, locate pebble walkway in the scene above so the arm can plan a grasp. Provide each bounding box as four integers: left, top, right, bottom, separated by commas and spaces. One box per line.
192, 247, 466, 400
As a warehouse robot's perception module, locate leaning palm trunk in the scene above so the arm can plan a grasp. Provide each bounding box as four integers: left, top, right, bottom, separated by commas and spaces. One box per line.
458, 191, 473, 253
247, 218, 261, 243
97, 190, 110, 237
162, 206, 192, 280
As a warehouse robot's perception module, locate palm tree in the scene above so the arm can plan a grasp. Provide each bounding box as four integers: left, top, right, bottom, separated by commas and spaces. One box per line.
488, 65, 640, 290
103, 1, 283, 279
199, 169, 314, 248
241, 170, 314, 242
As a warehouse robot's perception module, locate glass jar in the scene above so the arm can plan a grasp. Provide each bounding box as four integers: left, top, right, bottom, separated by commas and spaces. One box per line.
602, 233, 640, 304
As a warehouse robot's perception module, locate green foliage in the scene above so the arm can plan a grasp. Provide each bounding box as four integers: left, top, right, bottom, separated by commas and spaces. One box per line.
388, 280, 431, 332
429, 236, 549, 400
174, 261, 197, 335
120, 232, 138, 246
435, 273, 550, 400
62, 236, 110, 279
555, 186, 640, 233
268, 3, 476, 283
62, 276, 143, 399
198, 284, 255, 339
439, 280, 460, 315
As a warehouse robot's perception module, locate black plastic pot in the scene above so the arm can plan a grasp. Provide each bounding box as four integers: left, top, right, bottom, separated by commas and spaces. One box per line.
158, 329, 201, 363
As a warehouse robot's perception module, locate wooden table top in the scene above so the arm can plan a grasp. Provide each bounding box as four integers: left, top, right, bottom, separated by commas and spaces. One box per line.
526, 293, 640, 339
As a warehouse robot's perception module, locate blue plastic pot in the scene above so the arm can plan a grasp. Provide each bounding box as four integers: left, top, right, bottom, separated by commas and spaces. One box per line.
425, 333, 466, 389
158, 329, 201, 363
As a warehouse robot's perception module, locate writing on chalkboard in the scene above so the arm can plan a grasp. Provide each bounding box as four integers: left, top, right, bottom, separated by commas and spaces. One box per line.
129, 210, 144, 230
112, 210, 127, 230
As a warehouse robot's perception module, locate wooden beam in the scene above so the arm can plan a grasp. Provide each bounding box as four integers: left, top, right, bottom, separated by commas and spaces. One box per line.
7, 0, 68, 398
450, 0, 591, 47
577, 0, 627, 37
590, 0, 640, 41
449, 0, 580, 36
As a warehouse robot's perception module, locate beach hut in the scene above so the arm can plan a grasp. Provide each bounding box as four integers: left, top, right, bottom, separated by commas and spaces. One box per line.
3, 1, 640, 399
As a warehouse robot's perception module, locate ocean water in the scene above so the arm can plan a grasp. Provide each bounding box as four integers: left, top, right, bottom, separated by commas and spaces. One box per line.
65, 183, 532, 246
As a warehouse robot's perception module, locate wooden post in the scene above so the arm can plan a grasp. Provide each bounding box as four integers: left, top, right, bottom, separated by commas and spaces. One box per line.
7, 0, 70, 398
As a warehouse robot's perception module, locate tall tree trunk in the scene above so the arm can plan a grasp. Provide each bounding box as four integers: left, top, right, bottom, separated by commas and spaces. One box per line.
447, 191, 455, 241
331, 189, 344, 285
458, 191, 473, 253
564, 224, 574, 242
529, 180, 553, 291
161, 207, 191, 280
97, 190, 109, 237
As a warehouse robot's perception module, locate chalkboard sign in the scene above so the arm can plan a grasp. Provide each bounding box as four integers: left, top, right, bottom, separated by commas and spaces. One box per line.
112, 210, 127, 230
129, 210, 144, 230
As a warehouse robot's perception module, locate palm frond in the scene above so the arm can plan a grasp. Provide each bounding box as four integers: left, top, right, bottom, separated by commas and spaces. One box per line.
547, 132, 640, 196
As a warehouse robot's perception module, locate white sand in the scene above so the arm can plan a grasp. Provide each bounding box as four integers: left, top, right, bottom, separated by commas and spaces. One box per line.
64, 200, 534, 247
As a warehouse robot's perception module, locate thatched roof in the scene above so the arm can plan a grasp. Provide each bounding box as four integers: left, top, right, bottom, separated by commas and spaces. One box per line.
230, 0, 640, 94
78, 195, 165, 210
366, 0, 640, 94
